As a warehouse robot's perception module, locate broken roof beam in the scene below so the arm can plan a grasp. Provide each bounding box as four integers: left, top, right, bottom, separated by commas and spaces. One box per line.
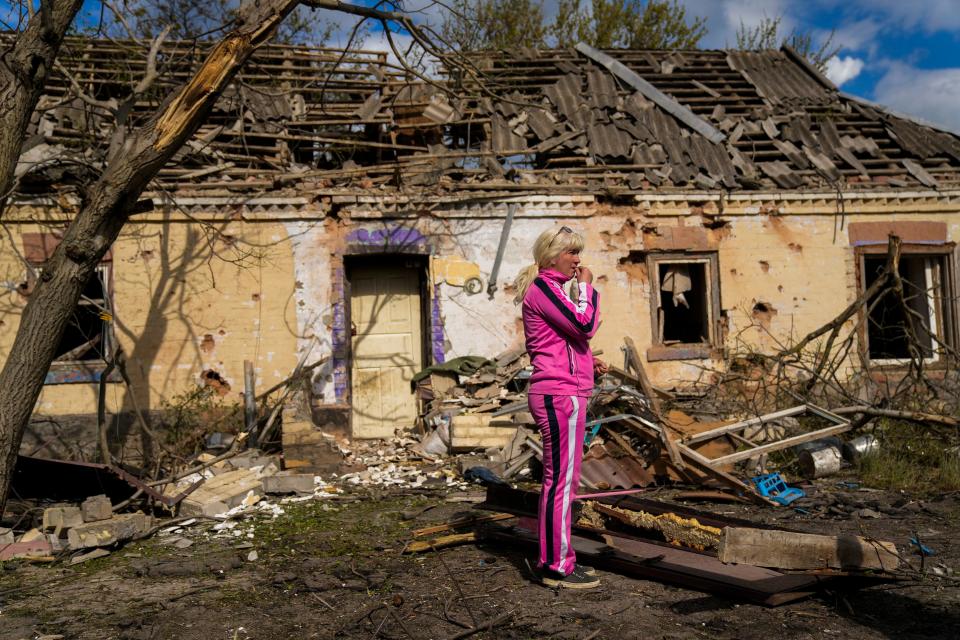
575, 43, 725, 145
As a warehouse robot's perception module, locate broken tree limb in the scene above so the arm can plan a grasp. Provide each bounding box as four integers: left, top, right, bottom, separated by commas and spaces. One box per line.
719, 527, 899, 572
831, 406, 959, 428
0, 0, 304, 513
404, 532, 477, 553
443, 612, 514, 640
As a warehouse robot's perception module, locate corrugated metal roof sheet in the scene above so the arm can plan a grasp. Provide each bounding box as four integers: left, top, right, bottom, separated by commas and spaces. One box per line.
581, 443, 654, 490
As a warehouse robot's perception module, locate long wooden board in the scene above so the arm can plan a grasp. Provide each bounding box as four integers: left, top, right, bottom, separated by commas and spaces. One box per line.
719, 527, 899, 572
486, 525, 825, 606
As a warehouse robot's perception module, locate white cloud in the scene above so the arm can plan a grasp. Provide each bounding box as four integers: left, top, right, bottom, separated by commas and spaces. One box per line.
825, 55, 864, 85
680, 0, 791, 48
847, 0, 960, 33
873, 63, 960, 134
828, 17, 882, 55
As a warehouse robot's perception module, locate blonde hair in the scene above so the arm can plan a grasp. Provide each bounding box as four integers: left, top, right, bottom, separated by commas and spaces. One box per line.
513, 225, 585, 304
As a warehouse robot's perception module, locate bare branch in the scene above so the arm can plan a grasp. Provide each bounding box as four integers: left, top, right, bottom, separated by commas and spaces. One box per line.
54, 59, 117, 112
133, 25, 173, 95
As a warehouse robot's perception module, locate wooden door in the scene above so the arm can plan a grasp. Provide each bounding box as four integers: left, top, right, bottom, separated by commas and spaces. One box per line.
349, 263, 423, 438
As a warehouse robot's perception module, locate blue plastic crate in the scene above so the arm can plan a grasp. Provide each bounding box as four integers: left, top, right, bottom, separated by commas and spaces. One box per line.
750, 472, 805, 506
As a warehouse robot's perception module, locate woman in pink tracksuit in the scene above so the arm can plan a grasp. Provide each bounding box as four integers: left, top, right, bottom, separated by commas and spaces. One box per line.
514, 225, 604, 589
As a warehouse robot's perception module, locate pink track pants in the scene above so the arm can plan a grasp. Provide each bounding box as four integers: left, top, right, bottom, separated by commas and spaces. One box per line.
528, 393, 587, 575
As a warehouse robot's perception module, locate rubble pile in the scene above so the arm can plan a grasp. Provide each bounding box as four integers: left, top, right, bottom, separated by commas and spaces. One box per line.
414, 340, 895, 507
413, 349, 532, 456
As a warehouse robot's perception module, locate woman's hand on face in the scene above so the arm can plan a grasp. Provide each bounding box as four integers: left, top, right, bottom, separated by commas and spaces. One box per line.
577, 266, 594, 284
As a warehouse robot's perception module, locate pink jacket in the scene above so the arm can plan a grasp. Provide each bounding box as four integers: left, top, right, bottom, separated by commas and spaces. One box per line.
522, 268, 600, 397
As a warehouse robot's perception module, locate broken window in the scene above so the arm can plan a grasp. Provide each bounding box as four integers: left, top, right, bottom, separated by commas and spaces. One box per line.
21, 231, 115, 381
861, 249, 958, 363
647, 253, 720, 352
52, 265, 112, 364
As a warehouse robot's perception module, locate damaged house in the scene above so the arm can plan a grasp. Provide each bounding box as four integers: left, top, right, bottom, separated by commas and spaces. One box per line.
2, 37, 959, 459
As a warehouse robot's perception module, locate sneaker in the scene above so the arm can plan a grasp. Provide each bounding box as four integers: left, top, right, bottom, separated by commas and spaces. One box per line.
540, 565, 601, 590
576, 563, 597, 576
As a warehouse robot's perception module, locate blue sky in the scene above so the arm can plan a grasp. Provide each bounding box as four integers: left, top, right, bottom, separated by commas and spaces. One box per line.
678, 0, 960, 133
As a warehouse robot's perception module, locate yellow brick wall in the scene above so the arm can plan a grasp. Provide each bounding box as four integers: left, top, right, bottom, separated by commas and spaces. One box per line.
2, 192, 958, 417
0, 210, 300, 417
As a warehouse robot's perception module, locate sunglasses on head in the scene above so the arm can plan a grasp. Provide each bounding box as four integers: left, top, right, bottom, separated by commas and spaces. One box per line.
553, 225, 573, 240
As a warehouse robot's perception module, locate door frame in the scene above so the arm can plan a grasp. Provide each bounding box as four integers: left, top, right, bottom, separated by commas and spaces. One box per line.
339, 252, 433, 436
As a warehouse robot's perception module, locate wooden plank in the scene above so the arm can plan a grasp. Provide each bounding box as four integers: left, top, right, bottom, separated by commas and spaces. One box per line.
622, 337, 662, 416
719, 527, 899, 572
676, 444, 774, 506
412, 513, 514, 538
404, 532, 476, 553
575, 43, 726, 144
684, 406, 807, 444
707, 422, 852, 465
486, 526, 824, 606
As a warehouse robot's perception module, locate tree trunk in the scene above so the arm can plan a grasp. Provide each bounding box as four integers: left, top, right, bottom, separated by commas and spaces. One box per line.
0, 0, 299, 512
0, 0, 84, 214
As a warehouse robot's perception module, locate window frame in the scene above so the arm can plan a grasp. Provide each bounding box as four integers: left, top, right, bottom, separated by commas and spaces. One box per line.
856, 243, 959, 368
645, 251, 721, 362
26, 262, 118, 384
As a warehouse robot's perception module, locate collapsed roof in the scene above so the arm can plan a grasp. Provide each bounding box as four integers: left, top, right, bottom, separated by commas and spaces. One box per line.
14, 35, 960, 199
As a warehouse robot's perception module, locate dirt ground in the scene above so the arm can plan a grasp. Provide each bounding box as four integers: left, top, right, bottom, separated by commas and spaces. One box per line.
1, 482, 958, 640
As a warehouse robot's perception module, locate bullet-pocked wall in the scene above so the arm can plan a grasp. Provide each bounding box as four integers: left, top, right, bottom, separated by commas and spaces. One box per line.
0, 202, 303, 433
2, 190, 958, 441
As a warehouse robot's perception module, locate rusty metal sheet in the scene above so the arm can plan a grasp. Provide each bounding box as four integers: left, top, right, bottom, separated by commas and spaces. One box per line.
581, 443, 654, 490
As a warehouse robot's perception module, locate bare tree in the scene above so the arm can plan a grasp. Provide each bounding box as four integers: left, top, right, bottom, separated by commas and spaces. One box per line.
0, 0, 85, 219
441, 0, 547, 50
0, 0, 477, 511
736, 15, 839, 72
551, 0, 707, 49
90, 0, 334, 44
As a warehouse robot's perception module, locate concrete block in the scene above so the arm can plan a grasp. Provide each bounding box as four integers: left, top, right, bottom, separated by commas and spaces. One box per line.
262, 473, 315, 494
228, 450, 282, 470
42, 506, 84, 532
67, 513, 152, 550
69, 548, 111, 565
180, 468, 264, 517
0, 539, 53, 560
19, 528, 44, 542
450, 415, 518, 451
282, 421, 342, 473
81, 495, 113, 522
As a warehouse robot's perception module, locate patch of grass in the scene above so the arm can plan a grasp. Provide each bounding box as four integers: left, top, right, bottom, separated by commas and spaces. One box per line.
251, 494, 429, 559
858, 420, 960, 494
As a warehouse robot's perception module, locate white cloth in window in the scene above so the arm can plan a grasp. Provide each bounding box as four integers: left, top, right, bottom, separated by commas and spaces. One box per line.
661, 265, 692, 308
